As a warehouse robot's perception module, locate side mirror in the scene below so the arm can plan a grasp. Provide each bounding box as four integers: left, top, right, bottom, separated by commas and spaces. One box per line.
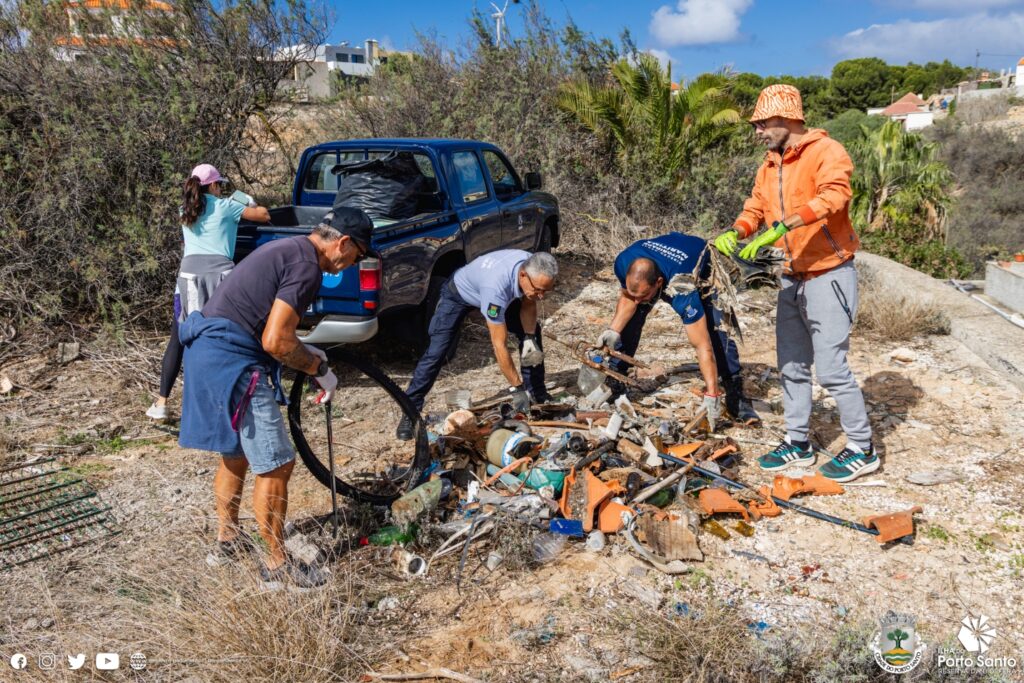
525, 172, 542, 190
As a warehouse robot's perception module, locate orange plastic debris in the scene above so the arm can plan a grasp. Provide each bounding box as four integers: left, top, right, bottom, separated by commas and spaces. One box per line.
770, 475, 808, 501
559, 469, 620, 532
800, 472, 845, 496
665, 442, 703, 460
863, 506, 924, 544
747, 485, 782, 520
709, 442, 739, 462
597, 500, 632, 534
698, 488, 750, 521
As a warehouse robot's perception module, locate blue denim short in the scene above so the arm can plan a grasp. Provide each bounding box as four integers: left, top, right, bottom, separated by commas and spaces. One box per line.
226, 369, 295, 474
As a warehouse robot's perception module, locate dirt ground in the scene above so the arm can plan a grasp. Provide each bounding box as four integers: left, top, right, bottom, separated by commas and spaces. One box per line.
2, 257, 1023, 682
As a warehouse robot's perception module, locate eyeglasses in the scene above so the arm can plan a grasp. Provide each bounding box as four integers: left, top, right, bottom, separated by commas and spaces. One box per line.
751, 120, 767, 130
523, 270, 553, 296
354, 241, 369, 262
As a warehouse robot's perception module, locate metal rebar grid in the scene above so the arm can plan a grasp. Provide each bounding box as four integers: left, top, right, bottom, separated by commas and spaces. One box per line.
0, 459, 119, 570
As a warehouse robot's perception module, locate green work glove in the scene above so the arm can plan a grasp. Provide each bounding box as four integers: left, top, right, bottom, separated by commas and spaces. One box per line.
739, 222, 788, 260
714, 230, 739, 256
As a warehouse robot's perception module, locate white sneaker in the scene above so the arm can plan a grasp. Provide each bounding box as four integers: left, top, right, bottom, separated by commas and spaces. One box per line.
146, 403, 168, 420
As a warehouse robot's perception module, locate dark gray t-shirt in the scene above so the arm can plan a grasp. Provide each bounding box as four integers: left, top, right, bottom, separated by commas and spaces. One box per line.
202, 236, 322, 339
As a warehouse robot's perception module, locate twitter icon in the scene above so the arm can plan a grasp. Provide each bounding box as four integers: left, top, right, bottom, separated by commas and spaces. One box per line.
67, 654, 85, 670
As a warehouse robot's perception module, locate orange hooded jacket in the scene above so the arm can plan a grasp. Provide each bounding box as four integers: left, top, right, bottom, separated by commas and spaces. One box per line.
733, 128, 860, 277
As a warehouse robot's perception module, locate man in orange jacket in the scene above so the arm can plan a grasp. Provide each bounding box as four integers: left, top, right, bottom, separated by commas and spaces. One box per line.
714, 84, 876, 483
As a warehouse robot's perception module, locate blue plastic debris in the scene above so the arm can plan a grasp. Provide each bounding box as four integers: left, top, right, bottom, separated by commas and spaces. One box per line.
747, 621, 771, 637
549, 518, 585, 537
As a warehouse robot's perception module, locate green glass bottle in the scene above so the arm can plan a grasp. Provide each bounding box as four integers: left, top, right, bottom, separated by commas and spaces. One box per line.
368, 524, 418, 546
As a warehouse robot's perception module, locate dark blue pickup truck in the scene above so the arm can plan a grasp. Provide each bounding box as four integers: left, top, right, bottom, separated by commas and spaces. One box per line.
235, 138, 559, 345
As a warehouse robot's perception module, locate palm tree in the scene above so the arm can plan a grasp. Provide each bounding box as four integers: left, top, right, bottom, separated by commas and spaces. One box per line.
849, 120, 952, 240
556, 53, 741, 186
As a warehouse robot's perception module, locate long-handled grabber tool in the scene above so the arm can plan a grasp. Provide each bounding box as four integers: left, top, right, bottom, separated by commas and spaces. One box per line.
656, 449, 921, 543
324, 399, 340, 539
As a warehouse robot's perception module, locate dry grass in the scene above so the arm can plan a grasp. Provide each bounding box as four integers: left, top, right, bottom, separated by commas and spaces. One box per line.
625, 597, 1006, 683
856, 268, 951, 341
0, 520, 402, 682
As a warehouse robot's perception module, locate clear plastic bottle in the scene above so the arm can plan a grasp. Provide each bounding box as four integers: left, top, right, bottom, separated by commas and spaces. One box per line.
577, 354, 606, 394
531, 532, 568, 563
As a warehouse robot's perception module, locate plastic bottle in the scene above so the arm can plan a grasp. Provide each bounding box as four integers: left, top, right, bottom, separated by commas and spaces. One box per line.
577, 354, 606, 394
531, 532, 567, 563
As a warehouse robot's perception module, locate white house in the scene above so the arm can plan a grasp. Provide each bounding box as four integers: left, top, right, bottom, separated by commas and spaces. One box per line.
872, 92, 934, 130
276, 39, 387, 101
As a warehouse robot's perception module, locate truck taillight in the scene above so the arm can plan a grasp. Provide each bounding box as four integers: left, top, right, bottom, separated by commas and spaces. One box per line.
359, 258, 381, 291
359, 257, 381, 311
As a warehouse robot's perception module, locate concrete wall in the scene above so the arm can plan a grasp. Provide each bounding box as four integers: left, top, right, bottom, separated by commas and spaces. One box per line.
905, 111, 934, 131
986, 262, 1024, 314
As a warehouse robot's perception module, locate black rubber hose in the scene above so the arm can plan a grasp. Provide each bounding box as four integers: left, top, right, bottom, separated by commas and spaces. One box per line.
288, 349, 430, 505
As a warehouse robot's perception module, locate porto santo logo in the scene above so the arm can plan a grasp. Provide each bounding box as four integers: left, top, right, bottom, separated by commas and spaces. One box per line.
939, 613, 1018, 672
958, 614, 996, 653
871, 611, 927, 674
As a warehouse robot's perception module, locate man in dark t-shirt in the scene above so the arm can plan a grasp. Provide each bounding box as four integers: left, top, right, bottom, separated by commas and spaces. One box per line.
179, 207, 372, 590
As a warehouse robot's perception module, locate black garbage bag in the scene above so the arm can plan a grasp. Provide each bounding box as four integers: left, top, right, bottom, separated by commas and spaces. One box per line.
331, 151, 427, 221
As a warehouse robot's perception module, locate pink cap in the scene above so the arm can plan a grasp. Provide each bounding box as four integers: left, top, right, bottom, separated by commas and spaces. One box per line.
189, 163, 223, 186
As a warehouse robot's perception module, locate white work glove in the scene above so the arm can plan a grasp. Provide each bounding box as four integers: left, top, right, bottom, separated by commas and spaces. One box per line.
521, 335, 544, 367
509, 385, 531, 414
304, 343, 328, 363
703, 392, 723, 432
314, 369, 338, 404
596, 328, 621, 351
305, 344, 335, 403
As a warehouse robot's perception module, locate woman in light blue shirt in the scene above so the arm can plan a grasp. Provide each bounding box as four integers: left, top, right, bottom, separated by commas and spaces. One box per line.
147, 164, 270, 420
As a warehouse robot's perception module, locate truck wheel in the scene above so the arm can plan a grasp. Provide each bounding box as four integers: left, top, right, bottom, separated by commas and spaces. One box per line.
287, 350, 430, 505
415, 274, 460, 362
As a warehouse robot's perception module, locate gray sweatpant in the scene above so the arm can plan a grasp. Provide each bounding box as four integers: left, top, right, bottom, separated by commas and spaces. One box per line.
776, 260, 872, 449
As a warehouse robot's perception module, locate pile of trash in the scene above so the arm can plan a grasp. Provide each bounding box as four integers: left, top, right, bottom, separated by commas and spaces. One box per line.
358, 346, 924, 583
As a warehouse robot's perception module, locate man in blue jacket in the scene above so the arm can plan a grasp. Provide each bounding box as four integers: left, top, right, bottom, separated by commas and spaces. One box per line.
595, 232, 760, 428
179, 207, 371, 590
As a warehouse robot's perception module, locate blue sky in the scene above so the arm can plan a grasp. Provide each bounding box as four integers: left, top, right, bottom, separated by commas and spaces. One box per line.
328, 0, 1024, 79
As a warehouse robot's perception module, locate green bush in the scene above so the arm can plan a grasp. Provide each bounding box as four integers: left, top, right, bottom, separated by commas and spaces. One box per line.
0, 0, 323, 330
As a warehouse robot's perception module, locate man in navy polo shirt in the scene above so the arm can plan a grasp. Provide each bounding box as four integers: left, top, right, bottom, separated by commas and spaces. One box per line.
397, 249, 559, 440
595, 232, 759, 428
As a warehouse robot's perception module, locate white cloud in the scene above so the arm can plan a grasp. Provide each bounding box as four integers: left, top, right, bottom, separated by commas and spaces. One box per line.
898, 0, 1023, 9
833, 12, 1024, 64
649, 0, 753, 46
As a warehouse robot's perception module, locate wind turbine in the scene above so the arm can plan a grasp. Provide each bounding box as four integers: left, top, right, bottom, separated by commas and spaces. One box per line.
490, 1, 508, 46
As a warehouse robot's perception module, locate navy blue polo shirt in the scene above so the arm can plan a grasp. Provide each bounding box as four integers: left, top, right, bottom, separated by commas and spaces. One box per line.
613, 233, 709, 324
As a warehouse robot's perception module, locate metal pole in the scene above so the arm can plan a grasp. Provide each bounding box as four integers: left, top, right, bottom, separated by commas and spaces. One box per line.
324, 400, 339, 539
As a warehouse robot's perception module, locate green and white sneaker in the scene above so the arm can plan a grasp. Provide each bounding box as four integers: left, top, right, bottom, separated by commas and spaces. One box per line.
757, 441, 815, 471
818, 445, 880, 483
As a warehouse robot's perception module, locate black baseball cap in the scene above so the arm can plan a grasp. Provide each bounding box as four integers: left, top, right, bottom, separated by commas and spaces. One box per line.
322, 206, 373, 250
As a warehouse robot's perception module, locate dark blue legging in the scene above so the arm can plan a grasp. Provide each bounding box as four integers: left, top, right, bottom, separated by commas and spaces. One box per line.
158, 316, 183, 399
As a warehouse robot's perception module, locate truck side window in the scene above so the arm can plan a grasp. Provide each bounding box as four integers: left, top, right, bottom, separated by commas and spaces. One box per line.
452, 151, 489, 204
413, 153, 438, 193
482, 150, 521, 200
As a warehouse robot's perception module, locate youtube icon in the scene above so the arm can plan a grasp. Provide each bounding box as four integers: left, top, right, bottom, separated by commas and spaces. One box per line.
95, 653, 120, 670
